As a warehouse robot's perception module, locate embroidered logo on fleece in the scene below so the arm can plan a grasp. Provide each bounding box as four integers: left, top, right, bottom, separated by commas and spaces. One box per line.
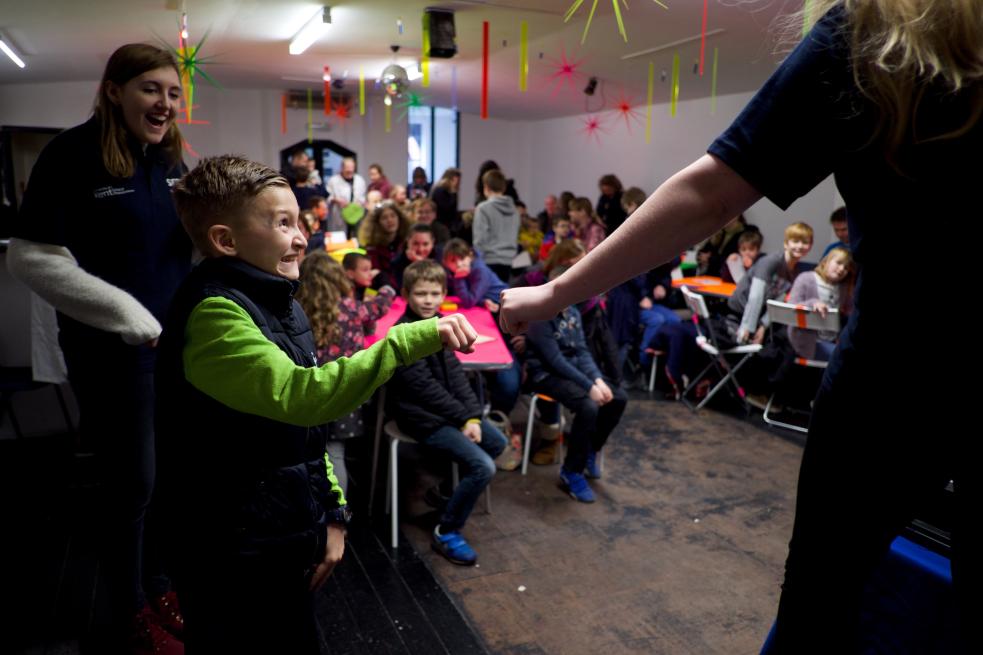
166, 178, 182, 188
93, 186, 135, 199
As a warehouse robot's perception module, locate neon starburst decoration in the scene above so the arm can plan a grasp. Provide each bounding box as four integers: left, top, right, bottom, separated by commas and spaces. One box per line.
333, 98, 353, 124
580, 114, 607, 145
158, 23, 222, 123
612, 91, 643, 132
396, 92, 427, 122
564, 0, 669, 44
545, 46, 586, 96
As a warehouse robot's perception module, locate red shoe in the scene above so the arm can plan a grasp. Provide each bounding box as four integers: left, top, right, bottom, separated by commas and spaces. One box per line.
131, 605, 184, 655
149, 591, 185, 639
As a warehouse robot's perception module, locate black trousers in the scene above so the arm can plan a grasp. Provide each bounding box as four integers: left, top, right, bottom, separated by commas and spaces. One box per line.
531, 375, 627, 474
768, 357, 975, 653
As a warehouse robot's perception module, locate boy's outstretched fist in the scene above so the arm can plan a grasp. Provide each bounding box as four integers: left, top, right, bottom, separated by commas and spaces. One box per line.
437, 314, 478, 353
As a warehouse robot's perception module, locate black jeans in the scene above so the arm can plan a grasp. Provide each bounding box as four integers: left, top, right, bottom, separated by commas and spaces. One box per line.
531, 375, 627, 474
767, 358, 975, 653
62, 345, 166, 624
488, 262, 511, 284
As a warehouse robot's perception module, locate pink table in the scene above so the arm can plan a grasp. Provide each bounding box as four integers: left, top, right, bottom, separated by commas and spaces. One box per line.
365, 296, 513, 370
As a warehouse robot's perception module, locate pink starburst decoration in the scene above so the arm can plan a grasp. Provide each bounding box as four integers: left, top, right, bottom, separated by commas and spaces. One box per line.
612, 91, 643, 132
580, 114, 607, 145
545, 45, 587, 96
333, 98, 353, 124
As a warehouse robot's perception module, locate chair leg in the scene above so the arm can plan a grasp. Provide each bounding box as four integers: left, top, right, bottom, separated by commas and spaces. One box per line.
763, 393, 809, 433
648, 356, 658, 392
598, 449, 605, 476
521, 394, 539, 476
696, 354, 754, 411
368, 388, 386, 517
389, 438, 400, 550
681, 360, 716, 411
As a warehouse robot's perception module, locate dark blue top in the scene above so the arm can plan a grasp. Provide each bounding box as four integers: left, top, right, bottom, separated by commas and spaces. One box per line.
526, 306, 603, 391
447, 251, 507, 308
707, 6, 979, 378
13, 117, 191, 370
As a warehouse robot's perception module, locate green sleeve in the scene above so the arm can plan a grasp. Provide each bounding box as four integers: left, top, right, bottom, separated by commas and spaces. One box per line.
183, 296, 442, 427
324, 451, 346, 507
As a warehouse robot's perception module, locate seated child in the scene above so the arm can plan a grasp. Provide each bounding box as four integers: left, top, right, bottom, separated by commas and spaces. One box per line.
516, 201, 544, 262
787, 247, 853, 361
157, 156, 477, 654
727, 222, 814, 345
538, 216, 572, 262
359, 203, 412, 289
389, 260, 507, 565
342, 251, 376, 302
391, 223, 439, 291
442, 238, 507, 311
721, 229, 764, 284
297, 251, 396, 493
525, 267, 627, 503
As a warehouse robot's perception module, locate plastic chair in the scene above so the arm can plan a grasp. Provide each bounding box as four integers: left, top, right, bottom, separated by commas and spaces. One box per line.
678, 286, 762, 412
645, 349, 665, 392
762, 300, 840, 433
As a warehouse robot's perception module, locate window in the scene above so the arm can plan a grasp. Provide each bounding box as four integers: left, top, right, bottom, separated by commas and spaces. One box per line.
407, 106, 458, 186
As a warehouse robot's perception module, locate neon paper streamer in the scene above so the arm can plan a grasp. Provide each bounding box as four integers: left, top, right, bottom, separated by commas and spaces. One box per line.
564, 0, 667, 44
422, 14, 431, 88
323, 66, 331, 115
699, 0, 708, 76
385, 102, 392, 133
611, 0, 627, 43
281, 93, 287, 134
519, 20, 528, 92
359, 66, 366, 116
307, 89, 313, 143
481, 21, 489, 119
710, 47, 718, 115
646, 62, 653, 144
670, 52, 679, 117
451, 65, 458, 111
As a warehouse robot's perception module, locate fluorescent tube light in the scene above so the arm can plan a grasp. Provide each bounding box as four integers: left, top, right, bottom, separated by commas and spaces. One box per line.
0, 37, 26, 69
289, 6, 331, 55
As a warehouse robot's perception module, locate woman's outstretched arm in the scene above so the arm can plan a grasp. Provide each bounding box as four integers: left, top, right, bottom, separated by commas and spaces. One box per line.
499, 154, 762, 334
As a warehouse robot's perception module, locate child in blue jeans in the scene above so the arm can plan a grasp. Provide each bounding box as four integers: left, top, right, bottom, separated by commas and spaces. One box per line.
389, 260, 507, 565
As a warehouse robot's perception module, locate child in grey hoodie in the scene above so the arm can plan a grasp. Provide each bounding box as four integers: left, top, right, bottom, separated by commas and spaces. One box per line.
472, 168, 520, 282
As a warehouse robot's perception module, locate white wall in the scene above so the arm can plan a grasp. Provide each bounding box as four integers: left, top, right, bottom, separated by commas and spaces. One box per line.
0, 81, 408, 184
458, 92, 839, 260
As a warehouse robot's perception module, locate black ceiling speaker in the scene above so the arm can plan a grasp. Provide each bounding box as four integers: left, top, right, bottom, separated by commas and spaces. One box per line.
426, 9, 457, 58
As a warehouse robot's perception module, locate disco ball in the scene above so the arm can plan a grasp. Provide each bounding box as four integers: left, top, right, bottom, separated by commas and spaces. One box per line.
380, 63, 409, 99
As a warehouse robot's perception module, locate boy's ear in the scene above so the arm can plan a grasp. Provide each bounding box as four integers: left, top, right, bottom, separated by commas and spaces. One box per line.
207, 224, 238, 257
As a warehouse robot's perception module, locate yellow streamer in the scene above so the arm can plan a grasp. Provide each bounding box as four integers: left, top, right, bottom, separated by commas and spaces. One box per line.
670, 53, 679, 118
385, 102, 392, 133
359, 66, 366, 116
646, 62, 654, 144
710, 47, 718, 115
421, 13, 430, 87
519, 20, 528, 92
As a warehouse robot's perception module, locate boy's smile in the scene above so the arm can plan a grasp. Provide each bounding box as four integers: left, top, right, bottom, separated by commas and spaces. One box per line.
230, 186, 307, 280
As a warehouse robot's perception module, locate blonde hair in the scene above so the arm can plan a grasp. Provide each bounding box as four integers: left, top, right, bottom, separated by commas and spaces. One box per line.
95, 44, 184, 178
296, 251, 353, 348
792, 1, 983, 160
172, 156, 288, 255
357, 203, 412, 248
784, 222, 814, 244
815, 247, 853, 284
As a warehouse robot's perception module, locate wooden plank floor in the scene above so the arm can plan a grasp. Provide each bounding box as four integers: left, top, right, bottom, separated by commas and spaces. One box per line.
399, 393, 803, 655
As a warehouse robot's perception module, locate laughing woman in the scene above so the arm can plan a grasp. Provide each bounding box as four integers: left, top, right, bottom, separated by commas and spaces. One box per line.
7, 44, 191, 654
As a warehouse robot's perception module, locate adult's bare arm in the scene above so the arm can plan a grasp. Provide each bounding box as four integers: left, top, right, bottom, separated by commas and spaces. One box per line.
499, 154, 762, 334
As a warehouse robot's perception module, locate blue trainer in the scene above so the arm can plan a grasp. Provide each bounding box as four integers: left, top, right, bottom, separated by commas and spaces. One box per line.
558, 468, 596, 503
432, 526, 477, 566
584, 449, 602, 480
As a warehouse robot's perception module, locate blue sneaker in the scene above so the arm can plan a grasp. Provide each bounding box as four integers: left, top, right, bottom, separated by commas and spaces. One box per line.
584, 449, 602, 480
558, 468, 596, 503
432, 526, 478, 566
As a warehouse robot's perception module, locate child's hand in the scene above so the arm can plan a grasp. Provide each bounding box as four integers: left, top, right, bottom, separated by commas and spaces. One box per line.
484, 299, 500, 313
437, 314, 478, 353
594, 378, 614, 404
462, 422, 482, 443
309, 524, 346, 591
653, 285, 667, 301
737, 328, 750, 344
589, 384, 608, 406
752, 326, 766, 345
639, 297, 653, 310
509, 334, 527, 355
813, 302, 829, 319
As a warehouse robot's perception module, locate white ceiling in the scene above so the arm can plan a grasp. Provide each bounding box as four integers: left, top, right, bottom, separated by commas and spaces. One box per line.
0, 0, 790, 119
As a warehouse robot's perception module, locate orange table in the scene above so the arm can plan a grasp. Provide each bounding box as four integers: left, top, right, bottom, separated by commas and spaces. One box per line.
365, 296, 513, 371
672, 276, 737, 299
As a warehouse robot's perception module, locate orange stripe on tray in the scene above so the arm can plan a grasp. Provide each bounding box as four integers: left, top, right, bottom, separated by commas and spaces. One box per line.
794, 305, 808, 328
